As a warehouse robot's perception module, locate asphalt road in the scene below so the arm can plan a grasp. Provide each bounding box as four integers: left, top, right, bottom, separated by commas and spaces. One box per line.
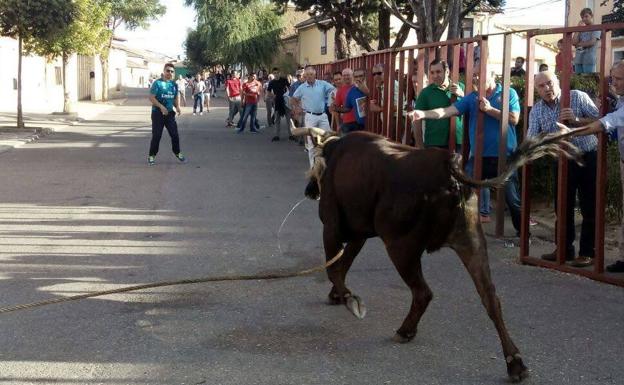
0, 88, 622, 385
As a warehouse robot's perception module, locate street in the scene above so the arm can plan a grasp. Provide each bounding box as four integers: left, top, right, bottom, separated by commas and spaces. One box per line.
0, 88, 622, 385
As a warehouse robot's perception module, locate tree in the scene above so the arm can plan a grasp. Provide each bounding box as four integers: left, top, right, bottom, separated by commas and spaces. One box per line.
26, 0, 111, 113
100, 0, 165, 100
0, 0, 76, 128
185, 0, 283, 71
382, 0, 504, 44
272, 1, 414, 58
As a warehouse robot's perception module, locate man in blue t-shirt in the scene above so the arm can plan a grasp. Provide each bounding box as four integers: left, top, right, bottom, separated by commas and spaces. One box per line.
342, 68, 369, 133
409, 70, 523, 235
148, 63, 186, 166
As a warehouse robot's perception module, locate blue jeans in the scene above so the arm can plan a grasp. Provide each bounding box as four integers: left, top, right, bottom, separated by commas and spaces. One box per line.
193, 93, 204, 113
237, 103, 258, 131
466, 157, 522, 233
574, 63, 596, 74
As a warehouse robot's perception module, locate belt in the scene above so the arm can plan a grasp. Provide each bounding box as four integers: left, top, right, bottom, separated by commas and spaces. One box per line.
306, 111, 324, 116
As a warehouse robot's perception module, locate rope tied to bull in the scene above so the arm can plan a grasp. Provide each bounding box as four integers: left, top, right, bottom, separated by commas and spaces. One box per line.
0, 198, 341, 315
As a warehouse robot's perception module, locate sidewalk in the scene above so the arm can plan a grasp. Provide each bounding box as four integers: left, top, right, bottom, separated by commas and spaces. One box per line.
0, 99, 124, 154
480, 198, 622, 272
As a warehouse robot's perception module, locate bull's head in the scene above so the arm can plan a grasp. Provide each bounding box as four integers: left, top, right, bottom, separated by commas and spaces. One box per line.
289, 120, 340, 199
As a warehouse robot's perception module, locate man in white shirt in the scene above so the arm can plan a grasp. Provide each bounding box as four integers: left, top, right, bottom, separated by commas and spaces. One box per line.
557, 60, 624, 272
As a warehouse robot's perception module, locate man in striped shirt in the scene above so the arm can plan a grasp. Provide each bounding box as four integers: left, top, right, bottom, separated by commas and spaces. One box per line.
528, 71, 600, 267
557, 60, 624, 272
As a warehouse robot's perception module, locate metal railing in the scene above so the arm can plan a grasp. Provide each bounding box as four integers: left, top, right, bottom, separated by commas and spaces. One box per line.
310, 23, 624, 286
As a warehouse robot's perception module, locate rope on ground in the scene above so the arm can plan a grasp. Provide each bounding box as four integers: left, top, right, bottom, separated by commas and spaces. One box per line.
0, 249, 343, 315
0, 198, 337, 315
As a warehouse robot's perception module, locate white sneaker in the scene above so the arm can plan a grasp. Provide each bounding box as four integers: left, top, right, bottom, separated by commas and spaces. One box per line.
192, 112, 196, 116
199, 112, 203, 116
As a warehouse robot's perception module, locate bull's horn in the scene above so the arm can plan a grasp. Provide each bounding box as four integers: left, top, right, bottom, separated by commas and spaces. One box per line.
290, 125, 328, 138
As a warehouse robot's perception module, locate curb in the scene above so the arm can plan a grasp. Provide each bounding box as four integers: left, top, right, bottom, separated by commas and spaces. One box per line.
0, 127, 54, 155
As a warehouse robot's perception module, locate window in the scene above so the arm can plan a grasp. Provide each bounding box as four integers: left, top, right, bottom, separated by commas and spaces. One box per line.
614, 49, 624, 64
321, 30, 327, 55
461, 18, 474, 38
55, 66, 62, 85
585, 0, 594, 10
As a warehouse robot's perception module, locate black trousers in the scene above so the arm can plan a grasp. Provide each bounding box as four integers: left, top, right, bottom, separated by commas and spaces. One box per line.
150, 110, 180, 156
553, 151, 597, 258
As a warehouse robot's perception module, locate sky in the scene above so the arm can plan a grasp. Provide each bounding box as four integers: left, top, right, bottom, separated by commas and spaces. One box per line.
120, 0, 567, 58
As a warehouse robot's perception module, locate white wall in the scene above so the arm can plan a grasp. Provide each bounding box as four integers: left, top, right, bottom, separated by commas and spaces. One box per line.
0, 37, 79, 113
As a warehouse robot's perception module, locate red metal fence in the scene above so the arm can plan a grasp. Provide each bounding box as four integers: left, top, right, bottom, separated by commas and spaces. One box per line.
310, 23, 624, 287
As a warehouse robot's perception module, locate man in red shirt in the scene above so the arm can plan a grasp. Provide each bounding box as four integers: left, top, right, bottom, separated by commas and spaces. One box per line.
332, 68, 361, 134
225, 71, 242, 127
236, 73, 262, 133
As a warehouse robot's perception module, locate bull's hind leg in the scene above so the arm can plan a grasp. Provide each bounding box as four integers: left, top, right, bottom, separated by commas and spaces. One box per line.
385, 240, 431, 343
447, 206, 528, 382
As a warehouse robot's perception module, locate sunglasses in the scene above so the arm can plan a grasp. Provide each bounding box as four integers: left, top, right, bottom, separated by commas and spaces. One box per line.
372, 71, 382, 76
165, 69, 175, 73
354, 74, 365, 78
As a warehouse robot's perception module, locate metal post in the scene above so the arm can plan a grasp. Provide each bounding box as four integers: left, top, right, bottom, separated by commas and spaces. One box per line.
496, 33, 512, 238
520, 32, 536, 259
595, 30, 612, 273
556, 32, 573, 265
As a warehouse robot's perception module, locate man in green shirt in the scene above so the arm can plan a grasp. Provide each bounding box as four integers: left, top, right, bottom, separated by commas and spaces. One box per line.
413, 59, 464, 150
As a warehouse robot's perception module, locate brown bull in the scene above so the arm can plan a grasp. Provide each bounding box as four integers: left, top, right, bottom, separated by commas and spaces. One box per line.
292, 122, 582, 382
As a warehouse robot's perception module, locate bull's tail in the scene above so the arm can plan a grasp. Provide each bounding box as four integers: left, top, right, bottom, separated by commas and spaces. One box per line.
450, 130, 583, 189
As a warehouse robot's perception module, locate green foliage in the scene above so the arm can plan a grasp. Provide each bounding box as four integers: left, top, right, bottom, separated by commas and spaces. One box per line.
24, 0, 110, 59
272, 0, 379, 52
0, 0, 76, 41
185, 0, 283, 71
105, 0, 166, 31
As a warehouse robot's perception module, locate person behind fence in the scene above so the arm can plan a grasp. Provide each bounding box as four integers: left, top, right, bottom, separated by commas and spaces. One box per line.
511, 57, 526, 77
268, 69, 291, 142
291, 65, 336, 167
412, 59, 464, 150
147, 63, 186, 166
557, 60, 624, 272
573, 8, 601, 74
342, 68, 369, 133
225, 71, 242, 127
409, 70, 523, 236
528, 71, 601, 268
369, 63, 399, 128
191, 73, 206, 116
237, 73, 262, 133
332, 68, 357, 133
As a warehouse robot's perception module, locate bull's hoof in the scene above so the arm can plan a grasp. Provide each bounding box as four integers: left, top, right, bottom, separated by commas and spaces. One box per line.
392, 330, 416, 343
327, 288, 350, 305
345, 295, 367, 319
506, 354, 528, 382
327, 292, 344, 305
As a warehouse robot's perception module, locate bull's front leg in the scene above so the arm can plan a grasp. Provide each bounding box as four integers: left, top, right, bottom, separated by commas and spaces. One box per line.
323, 227, 367, 319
